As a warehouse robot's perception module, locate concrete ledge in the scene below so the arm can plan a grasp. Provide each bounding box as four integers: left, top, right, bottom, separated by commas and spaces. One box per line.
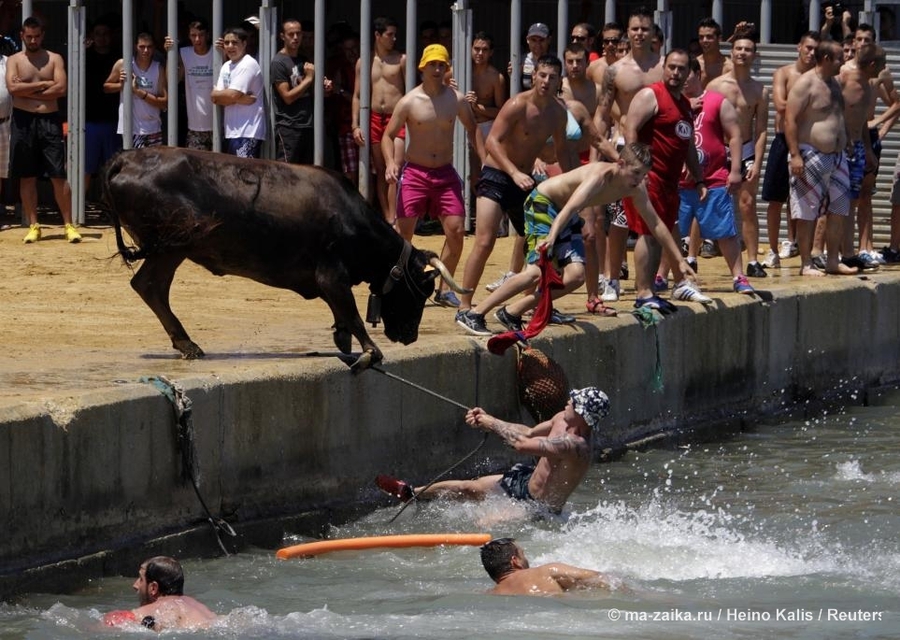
2, 276, 900, 596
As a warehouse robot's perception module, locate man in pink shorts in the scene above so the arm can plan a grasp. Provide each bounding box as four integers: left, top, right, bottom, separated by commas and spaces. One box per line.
382, 44, 481, 307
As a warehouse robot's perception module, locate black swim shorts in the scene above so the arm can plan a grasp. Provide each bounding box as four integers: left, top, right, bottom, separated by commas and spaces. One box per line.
9, 108, 67, 179
475, 165, 528, 236
499, 463, 535, 501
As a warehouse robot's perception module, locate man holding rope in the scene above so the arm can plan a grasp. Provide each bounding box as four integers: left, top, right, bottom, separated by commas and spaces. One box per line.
377, 387, 609, 514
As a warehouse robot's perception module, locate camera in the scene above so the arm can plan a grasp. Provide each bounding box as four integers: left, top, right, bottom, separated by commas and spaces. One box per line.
825, 1, 844, 13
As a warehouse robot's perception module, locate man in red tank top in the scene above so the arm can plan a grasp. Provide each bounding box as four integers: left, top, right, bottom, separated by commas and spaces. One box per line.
624, 49, 708, 309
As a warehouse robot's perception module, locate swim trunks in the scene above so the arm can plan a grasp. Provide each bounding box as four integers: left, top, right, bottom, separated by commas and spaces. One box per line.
499, 463, 534, 501
396, 162, 465, 219
523, 189, 585, 265
789, 144, 850, 221
475, 165, 529, 235
9, 109, 67, 179
678, 186, 738, 240
624, 172, 679, 236
369, 111, 406, 145
609, 137, 629, 229
846, 139, 866, 200
761, 132, 789, 203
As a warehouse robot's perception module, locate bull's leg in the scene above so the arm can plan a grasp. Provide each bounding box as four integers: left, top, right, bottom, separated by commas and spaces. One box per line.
130, 254, 204, 358
316, 274, 382, 372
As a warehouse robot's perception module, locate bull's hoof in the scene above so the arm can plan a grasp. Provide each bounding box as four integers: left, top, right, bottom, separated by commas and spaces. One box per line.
175, 341, 205, 359
332, 327, 353, 354
350, 349, 382, 373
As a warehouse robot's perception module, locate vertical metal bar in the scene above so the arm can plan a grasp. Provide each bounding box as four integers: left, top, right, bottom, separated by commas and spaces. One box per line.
313, 0, 325, 165
712, 0, 723, 28
21, 1, 32, 20
259, 2, 275, 160
809, 0, 822, 33
68, 0, 85, 224
605, 0, 616, 23
167, 0, 178, 146
406, 0, 416, 93
122, 0, 134, 149
358, 0, 372, 198
760, 0, 772, 44
557, 0, 567, 60
212, 0, 223, 152
510, 0, 521, 98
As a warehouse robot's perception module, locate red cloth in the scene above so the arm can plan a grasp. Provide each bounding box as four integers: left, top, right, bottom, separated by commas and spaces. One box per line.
488, 248, 564, 355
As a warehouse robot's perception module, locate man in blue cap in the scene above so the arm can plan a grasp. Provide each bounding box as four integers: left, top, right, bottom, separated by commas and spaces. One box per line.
377, 387, 609, 514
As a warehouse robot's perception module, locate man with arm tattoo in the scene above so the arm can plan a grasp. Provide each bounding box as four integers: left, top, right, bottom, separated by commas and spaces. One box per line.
376, 387, 609, 514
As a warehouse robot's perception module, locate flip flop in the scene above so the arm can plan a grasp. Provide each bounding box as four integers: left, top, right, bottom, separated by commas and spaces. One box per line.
375, 474, 415, 503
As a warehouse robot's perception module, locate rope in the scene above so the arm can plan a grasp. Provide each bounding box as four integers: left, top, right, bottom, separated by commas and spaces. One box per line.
140, 376, 237, 555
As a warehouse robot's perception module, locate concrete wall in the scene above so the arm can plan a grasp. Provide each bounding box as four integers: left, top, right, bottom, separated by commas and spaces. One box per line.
2, 277, 900, 595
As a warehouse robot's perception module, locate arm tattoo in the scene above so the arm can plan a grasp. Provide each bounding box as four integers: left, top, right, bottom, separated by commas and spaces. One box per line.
491, 419, 527, 447
538, 435, 589, 459
600, 66, 616, 111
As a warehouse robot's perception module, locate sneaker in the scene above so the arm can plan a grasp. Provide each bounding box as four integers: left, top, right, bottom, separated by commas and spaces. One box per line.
65, 223, 82, 244
844, 253, 879, 272
23, 224, 41, 244
732, 275, 755, 294
810, 254, 827, 271
375, 475, 415, 503
686, 257, 698, 273
880, 246, 900, 263
700, 239, 716, 259
865, 250, 886, 265
778, 239, 794, 259
494, 306, 524, 332
671, 280, 713, 304
456, 309, 492, 336
762, 249, 780, 269
634, 295, 678, 314
681, 236, 690, 257
746, 261, 768, 278
619, 262, 629, 280
789, 242, 800, 258
653, 274, 669, 291
601, 279, 620, 302
485, 271, 515, 292
434, 290, 461, 307
549, 308, 576, 324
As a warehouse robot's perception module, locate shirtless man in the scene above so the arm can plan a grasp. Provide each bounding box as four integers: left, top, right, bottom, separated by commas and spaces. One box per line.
481, 538, 614, 596
466, 32, 506, 201
382, 45, 479, 307
454, 55, 571, 334
376, 387, 609, 514
7, 16, 80, 244
103, 556, 216, 632
697, 17, 732, 87
784, 40, 857, 277
762, 32, 819, 264
707, 38, 769, 277
352, 17, 406, 224
586, 21, 623, 85
595, 6, 663, 304
463, 144, 696, 335
838, 43, 884, 267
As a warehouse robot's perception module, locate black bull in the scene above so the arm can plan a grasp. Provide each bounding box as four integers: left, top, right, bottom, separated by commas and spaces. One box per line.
101, 147, 466, 370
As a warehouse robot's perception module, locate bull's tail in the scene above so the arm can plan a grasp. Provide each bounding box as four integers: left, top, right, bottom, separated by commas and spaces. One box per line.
98, 151, 146, 263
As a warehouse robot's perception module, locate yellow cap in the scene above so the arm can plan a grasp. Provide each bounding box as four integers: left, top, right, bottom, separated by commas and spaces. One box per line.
418, 44, 450, 70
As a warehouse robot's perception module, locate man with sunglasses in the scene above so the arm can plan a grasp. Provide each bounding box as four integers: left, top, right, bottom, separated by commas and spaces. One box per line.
587, 22, 623, 85
569, 22, 598, 63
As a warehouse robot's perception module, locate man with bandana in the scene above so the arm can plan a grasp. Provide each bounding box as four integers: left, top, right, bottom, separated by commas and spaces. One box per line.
376, 387, 609, 514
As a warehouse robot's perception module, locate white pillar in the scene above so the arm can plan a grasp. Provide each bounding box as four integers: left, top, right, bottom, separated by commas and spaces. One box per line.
358, 2, 372, 198
67, 0, 85, 224
557, 0, 568, 59
122, 0, 134, 149
510, 0, 522, 98
406, 0, 417, 93
313, 0, 325, 165
760, 0, 772, 44
212, 0, 223, 152
166, 0, 178, 146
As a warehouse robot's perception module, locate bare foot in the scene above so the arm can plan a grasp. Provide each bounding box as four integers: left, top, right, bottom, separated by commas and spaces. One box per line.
800, 264, 825, 277
825, 263, 859, 275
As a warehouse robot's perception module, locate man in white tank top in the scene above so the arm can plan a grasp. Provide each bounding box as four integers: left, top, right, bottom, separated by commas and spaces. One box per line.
164, 18, 213, 150
104, 33, 167, 148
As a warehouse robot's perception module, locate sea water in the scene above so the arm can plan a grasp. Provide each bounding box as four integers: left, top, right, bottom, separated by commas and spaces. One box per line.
3, 390, 899, 639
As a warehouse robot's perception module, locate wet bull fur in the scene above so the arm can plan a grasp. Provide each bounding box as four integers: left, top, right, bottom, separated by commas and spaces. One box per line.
102, 148, 465, 370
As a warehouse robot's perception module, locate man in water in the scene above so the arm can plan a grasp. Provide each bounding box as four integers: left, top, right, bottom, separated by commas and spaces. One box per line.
480, 537, 614, 595
103, 556, 216, 631
377, 387, 609, 514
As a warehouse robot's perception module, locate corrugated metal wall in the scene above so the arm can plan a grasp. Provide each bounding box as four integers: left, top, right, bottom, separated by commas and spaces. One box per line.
754, 43, 898, 248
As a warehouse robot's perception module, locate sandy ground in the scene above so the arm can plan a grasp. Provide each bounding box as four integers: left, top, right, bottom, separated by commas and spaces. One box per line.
0, 205, 852, 411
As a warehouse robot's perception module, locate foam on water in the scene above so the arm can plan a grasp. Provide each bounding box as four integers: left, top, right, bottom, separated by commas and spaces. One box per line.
834, 459, 900, 484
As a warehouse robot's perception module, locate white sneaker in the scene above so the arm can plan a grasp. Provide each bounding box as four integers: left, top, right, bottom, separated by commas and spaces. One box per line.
672, 280, 713, 305
867, 250, 887, 265
485, 271, 515, 292
778, 240, 794, 259
600, 279, 620, 302
762, 249, 780, 269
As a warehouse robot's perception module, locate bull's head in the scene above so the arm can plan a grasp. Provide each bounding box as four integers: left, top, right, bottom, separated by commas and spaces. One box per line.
376, 244, 468, 345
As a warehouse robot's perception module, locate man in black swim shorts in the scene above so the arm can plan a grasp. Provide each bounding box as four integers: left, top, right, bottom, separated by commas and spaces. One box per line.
376, 387, 610, 514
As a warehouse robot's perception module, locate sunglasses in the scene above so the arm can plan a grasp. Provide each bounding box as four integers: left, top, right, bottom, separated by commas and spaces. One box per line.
570, 35, 587, 42
603, 37, 619, 44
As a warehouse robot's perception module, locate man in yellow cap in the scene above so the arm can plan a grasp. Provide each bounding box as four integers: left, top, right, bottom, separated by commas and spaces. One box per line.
382, 44, 481, 308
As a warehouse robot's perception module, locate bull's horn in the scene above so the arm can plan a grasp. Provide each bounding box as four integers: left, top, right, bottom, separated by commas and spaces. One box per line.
428, 257, 473, 294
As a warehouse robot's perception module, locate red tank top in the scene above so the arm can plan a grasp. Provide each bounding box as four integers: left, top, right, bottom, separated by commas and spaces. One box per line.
680, 90, 728, 189
637, 82, 694, 184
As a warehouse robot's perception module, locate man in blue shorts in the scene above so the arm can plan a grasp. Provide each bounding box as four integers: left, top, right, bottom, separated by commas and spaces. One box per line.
376, 387, 610, 514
